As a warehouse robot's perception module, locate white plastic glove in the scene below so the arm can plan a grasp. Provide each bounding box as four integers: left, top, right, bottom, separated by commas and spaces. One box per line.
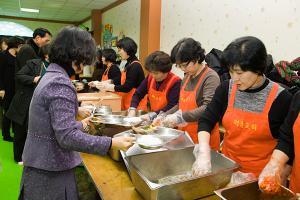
152, 112, 166, 126
258, 159, 282, 194
101, 83, 115, 92
227, 171, 256, 187
127, 109, 137, 117
140, 112, 157, 122
88, 81, 100, 88
161, 110, 187, 128
95, 82, 115, 92
192, 142, 212, 176
101, 79, 113, 84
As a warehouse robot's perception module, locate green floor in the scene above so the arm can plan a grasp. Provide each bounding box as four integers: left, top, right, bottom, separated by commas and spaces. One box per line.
0, 133, 100, 200
0, 137, 23, 200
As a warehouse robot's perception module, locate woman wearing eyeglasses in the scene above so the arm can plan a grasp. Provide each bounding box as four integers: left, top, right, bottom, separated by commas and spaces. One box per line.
192, 36, 293, 180
156, 38, 220, 149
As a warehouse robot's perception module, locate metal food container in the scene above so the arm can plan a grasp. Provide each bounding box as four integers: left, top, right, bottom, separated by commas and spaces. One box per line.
109, 110, 147, 117
126, 147, 239, 200
110, 127, 194, 162
90, 115, 133, 137
214, 180, 296, 200
94, 105, 112, 115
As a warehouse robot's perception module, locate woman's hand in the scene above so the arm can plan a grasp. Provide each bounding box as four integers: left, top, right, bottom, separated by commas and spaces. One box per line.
111, 136, 135, 151
258, 150, 289, 194
192, 143, 212, 176
88, 81, 100, 88
78, 107, 93, 119
127, 109, 136, 117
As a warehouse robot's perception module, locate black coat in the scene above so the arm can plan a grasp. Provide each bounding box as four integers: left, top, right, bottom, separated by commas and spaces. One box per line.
16, 39, 39, 78
6, 59, 43, 125
0, 51, 17, 109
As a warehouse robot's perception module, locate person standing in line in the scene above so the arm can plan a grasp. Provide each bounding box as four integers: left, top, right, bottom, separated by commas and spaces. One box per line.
18, 26, 134, 200
6, 44, 50, 163
16, 28, 51, 73
0, 36, 25, 141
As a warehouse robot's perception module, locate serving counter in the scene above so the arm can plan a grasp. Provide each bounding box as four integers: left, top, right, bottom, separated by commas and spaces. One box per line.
80, 153, 220, 200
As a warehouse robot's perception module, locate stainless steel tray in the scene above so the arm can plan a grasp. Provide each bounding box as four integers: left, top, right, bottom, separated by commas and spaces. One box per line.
214, 180, 296, 200
111, 128, 194, 162
126, 147, 239, 200
94, 110, 147, 117
92, 115, 132, 126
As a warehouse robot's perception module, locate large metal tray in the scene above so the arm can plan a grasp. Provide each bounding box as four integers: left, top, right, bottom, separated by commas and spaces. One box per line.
214, 180, 296, 200
126, 147, 239, 200
112, 127, 194, 162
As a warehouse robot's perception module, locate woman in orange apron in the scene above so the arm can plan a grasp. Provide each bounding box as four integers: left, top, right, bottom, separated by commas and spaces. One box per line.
100, 48, 121, 85
157, 38, 220, 149
98, 37, 147, 110
192, 36, 292, 179
127, 51, 181, 119
258, 91, 300, 193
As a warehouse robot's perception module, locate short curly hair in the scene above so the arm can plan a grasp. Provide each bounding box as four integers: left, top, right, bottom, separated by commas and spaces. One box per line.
116, 37, 137, 57
49, 26, 96, 76
145, 51, 172, 73
221, 36, 267, 75
170, 38, 205, 64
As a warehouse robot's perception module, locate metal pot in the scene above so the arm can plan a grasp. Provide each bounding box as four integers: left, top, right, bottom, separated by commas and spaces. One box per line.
214, 180, 296, 200
94, 105, 112, 115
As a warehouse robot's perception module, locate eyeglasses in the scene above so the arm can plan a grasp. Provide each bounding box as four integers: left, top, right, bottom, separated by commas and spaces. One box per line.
175, 61, 191, 69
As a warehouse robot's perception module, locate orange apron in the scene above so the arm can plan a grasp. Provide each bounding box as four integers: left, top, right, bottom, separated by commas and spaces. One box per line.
179, 67, 220, 150
289, 112, 300, 192
101, 66, 110, 81
119, 61, 147, 111
222, 83, 279, 177
148, 73, 180, 112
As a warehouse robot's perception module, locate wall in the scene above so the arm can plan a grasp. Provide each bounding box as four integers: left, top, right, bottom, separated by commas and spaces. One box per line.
161, 0, 300, 64
0, 18, 72, 36
102, 0, 141, 56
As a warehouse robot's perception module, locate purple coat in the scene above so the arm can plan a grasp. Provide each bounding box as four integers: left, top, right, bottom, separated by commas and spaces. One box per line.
22, 63, 112, 171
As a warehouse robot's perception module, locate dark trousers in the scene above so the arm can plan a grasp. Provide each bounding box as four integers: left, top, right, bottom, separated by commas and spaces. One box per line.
2, 108, 14, 139
13, 120, 28, 162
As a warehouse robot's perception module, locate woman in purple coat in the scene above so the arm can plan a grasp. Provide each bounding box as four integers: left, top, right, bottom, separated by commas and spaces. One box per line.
18, 26, 135, 200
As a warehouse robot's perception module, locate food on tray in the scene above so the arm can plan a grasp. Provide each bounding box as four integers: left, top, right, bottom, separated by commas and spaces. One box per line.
123, 117, 142, 124
132, 124, 157, 134
90, 117, 102, 123
136, 135, 164, 148
259, 176, 281, 194
157, 172, 193, 184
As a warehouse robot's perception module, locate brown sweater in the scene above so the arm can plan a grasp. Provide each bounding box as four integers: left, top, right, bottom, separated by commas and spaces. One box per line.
166, 66, 220, 122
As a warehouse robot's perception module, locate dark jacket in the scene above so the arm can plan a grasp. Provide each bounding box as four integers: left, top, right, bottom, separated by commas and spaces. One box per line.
16, 39, 39, 76
205, 48, 230, 82
6, 59, 43, 125
0, 50, 17, 109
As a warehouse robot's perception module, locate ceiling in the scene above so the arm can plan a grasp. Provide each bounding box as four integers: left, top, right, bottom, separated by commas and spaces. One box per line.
0, 0, 117, 23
